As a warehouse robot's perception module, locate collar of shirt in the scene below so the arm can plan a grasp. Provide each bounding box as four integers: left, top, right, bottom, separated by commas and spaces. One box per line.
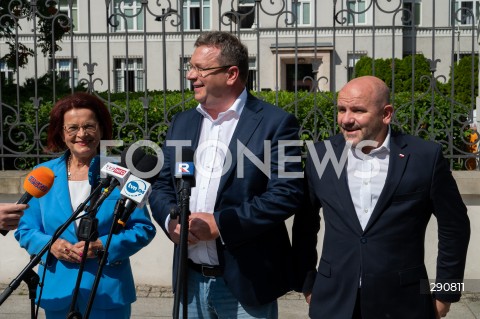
369, 126, 391, 155
196, 88, 247, 124
350, 126, 392, 160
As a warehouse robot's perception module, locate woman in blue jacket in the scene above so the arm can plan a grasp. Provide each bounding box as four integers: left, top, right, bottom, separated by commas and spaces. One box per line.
15, 92, 156, 319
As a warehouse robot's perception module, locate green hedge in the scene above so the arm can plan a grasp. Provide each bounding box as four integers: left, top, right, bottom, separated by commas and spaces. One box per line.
3, 89, 473, 170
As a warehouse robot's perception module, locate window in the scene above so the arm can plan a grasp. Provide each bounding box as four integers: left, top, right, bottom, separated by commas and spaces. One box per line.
347, 53, 366, 80
114, 58, 144, 92
50, 58, 79, 88
453, 1, 480, 25
292, 0, 311, 26
347, 0, 366, 25
286, 63, 314, 92
183, 0, 211, 30
112, 0, 144, 32
238, 0, 256, 29
403, 0, 421, 26
247, 57, 257, 91
0, 62, 14, 84
59, 0, 78, 31
454, 52, 475, 63
181, 57, 192, 91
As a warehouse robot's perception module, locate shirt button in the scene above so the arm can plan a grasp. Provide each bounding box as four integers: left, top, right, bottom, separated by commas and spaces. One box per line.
364, 208, 368, 213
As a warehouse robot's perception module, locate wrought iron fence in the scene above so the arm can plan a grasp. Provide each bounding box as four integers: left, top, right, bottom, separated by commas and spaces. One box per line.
0, 0, 478, 170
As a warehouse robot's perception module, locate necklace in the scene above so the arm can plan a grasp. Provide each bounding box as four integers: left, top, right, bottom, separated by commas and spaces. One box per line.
67, 154, 72, 180
67, 154, 87, 181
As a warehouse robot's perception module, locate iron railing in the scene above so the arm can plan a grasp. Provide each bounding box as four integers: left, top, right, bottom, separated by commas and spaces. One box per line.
0, 0, 478, 170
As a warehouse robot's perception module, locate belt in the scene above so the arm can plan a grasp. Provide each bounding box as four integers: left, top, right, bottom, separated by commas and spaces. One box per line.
187, 259, 223, 277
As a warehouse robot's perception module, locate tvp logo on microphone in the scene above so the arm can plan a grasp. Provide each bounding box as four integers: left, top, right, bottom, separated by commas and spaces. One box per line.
102, 162, 129, 177
175, 162, 194, 178
121, 175, 152, 205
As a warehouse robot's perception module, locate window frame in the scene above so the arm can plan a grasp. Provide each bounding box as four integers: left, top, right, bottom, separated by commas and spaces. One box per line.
112, 0, 144, 32
183, 0, 211, 31
291, 0, 312, 26
113, 58, 144, 93
403, 0, 422, 26
346, 0, 367, 26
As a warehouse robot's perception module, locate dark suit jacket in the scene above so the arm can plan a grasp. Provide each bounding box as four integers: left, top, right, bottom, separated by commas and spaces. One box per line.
293, 131, 470, 319
149, 93, 304, 306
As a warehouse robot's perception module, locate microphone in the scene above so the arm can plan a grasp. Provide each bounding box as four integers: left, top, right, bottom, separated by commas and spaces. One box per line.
133, 153, 159, 184
86, 162, 131, 213
170, 148, 195, 219
88, 155, 101, 189
87, 155, 102, 205
113, 174, 152, 234
1, 166, 55, 235
85, 145, 148, 213
175, 148, 196, 191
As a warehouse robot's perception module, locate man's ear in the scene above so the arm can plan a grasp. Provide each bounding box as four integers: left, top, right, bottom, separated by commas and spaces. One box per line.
226, 66, 239, 85
383, 104, 394, 124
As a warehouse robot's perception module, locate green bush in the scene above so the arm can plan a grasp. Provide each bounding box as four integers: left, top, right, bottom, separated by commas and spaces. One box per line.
3, 87, 474, 170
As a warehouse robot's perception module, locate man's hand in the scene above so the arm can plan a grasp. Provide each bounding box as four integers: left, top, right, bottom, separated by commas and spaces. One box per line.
189, 212, 220, 241
434, 299, 451, 318
303, 292, 312, 305
0, 203, 27, 231
168, 216, 200, 245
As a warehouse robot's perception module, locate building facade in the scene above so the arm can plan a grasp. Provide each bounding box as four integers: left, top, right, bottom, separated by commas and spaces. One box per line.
1, 1, 477, 93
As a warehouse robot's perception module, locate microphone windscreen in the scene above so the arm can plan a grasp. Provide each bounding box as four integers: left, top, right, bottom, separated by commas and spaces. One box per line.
182, 148, 195, 162
120, 145, 146, 167
88, 155, 101, 187
135, 154, 159, 184
23, 167, 55, 198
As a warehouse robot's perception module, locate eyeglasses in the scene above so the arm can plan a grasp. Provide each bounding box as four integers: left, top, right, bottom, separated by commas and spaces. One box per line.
186, 63, 234, 77
63, 123, 98, 136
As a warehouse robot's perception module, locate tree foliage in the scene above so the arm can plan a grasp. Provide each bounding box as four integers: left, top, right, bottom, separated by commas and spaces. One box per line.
448, 55, 478, 106
355, 54, 433, 92
0, 0, 69, 71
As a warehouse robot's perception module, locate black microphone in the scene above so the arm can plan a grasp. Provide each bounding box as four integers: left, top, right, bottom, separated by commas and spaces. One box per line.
87, 155, 102, 206
88, 155, 101, 189
1, 166, 55, 235
175, 148, 196, 191
113, 174, 152, 234
132, 153, 159, 184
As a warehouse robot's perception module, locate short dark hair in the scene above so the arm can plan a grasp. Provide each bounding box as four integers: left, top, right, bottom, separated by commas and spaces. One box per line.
194, 31, 249, 84
46, 92, 113, 152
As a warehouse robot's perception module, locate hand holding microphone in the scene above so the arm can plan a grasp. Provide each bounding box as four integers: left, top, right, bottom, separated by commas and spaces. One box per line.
0, 203, 27, 232
0, 166, 54, 235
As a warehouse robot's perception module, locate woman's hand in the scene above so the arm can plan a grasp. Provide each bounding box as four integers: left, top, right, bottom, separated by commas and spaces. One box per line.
73, 239, 104, 259
51, 238, 83, 263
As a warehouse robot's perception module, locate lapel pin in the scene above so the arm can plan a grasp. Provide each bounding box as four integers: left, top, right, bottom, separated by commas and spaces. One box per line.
399, 153, 405, 158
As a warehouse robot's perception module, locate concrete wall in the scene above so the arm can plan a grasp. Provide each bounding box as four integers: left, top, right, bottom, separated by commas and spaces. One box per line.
0, 171, 478, 289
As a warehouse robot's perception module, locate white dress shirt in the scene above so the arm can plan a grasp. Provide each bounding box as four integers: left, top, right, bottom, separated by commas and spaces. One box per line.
187, 89, 247, 265
346, 128, 391, 230
68, 180, 91, 228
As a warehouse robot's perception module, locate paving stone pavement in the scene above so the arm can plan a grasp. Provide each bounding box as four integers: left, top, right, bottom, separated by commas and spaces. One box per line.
0, 283, 479, 318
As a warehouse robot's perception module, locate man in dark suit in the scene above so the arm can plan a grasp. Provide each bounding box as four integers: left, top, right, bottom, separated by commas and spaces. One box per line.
149, 31, 303, 318
293, 76, 470, 319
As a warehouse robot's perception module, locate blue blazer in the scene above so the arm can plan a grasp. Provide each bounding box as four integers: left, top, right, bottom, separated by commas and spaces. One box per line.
149, 93, 304, 306
293, 132, 470, 319
15, 153, 156, 311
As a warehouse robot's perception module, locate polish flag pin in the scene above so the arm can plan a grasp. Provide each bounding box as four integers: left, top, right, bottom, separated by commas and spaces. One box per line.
399, 153, 405, 158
